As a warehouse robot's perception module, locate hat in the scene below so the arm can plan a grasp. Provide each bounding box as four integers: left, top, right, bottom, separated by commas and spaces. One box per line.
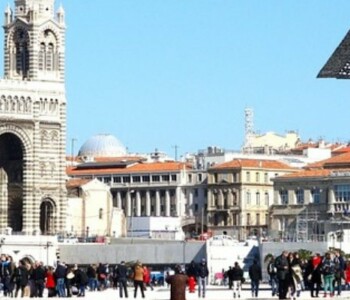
121, 261, 125, 264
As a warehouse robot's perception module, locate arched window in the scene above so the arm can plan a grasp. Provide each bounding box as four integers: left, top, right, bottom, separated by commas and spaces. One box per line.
13, 28, 29, 78
39, 43, 45, 70
46, 43, 54, 71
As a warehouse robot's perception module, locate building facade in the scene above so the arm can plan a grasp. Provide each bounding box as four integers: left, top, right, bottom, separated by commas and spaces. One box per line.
0, 0, 67, 234
270, 152, 350, 243
206, 159, 296, 240
67, 134, 208, 240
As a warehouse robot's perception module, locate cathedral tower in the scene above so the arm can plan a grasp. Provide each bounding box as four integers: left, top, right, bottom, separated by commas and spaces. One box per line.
0, 0, 67, 234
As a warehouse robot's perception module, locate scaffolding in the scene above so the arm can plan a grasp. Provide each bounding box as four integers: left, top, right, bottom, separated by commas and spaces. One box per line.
296, 210, 319, 242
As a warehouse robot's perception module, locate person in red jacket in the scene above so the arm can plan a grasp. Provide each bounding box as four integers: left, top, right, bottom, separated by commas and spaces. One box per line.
143, 265, 154, 291
45, 266, 56, 298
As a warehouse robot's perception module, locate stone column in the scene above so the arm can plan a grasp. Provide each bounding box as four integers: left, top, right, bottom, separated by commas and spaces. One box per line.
126, 191, 131, 217
219, 190, 224, 208
175, 187, 181, 217
328, 187, 335, 213
146, 191, 151, 216
165, 190, 171, 217
155, 190, 161, 217
136, 191, 141, 217
188, 190, 193, 216
117, 191, 122, 209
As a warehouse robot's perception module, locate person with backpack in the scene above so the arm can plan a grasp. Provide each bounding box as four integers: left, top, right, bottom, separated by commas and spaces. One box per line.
230, 262, 244, 298
333, 251, 345, 296
74, 264, 89, 297
249, 260, 262, 298
321, 252, 335, 297
196, 258, 209, 298
115, 261, 128, 298
275, 250, 290, 300
267, 256, 279, 297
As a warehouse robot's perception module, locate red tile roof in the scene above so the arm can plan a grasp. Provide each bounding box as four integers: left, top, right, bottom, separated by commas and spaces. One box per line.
307, 151, 350, 169
277, 169, 333, 179
67, 161, 190, 176
209, 159, 295, 171
66, 178, 92, 188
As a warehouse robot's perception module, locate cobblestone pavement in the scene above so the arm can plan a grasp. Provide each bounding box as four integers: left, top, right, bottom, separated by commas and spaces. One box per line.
34, 284, 349, 300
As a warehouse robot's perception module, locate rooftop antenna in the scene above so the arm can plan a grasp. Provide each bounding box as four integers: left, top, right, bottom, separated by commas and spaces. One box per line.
243, 107, 254, 153
172, 145, 179, 161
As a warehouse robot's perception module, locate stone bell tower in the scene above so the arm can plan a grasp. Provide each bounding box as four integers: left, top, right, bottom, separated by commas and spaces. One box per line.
0, 0, 67, 235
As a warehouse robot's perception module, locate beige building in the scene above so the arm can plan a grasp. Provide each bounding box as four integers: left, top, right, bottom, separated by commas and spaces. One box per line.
0, 0, 67, 235
207, 158, 296, 240
67, 134, 208, 239
270, 151, 350, 243
244, 131, 300, 154
66, 178, 125, 238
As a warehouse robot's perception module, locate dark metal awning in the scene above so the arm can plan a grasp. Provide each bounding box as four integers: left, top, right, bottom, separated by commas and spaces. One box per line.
318, 30, 350, 79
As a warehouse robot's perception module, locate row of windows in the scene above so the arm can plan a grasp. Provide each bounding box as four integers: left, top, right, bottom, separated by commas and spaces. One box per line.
188, 173, 203, 183
246, 213, 269, 226
279, 188, 321, 205
246, 172, 275, 183
212, 172, 275, 184
246, 191, 269, 205
98, 174, 177, 184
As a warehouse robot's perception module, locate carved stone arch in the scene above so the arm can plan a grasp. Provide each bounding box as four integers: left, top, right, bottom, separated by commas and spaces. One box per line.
40, 130, 48, 147
50, 130, 58, 141
40, 24, 61, 48
40, 197, 56, 234
8, 25, 30, 78
25, 97, 31, 113
0, 124, 33, 160
6, 21, 29, 48
0, 96, 5, 111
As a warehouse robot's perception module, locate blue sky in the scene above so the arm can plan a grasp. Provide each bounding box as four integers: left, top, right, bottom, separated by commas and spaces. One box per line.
5, 1, 350, 158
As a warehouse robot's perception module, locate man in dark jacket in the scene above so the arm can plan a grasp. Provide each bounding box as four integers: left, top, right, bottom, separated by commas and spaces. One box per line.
32, 261, 46, 297
54, 261, 67, 297
196, 258, 209, 298
230, 262, 244, 298
115, 261, 128, 298
275, 250, 290, 300
267, 256, 279, 297
249, 260, 262, 297
166, 264, 188, 300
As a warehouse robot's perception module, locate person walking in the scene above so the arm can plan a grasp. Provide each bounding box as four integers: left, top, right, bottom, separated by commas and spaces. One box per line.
115, 261, 129, 298
86, 264, 98, 292
133, 260, 145, 298
321, 252, 335, 297
333, 251, 345, 296
13, 259, 29, 298
230, 262, 244, 298
249, 260, 262, 298
74, 265, 89, 297
54, 261, 67, 297
267, 256, 279, 297
196, 258, 209, 298
45, 266, 56, 298
186, 260, 197, 293
166, 264, 189, 300
305, 256, 322, 298
290, 252, 303, 300
275, 250, 290, 300
32, 261, 46, 297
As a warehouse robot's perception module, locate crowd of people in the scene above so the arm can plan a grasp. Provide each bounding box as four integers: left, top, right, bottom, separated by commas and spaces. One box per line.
0, 255, 158, 298
2, 250, 350, 299
266, 250, 350, 299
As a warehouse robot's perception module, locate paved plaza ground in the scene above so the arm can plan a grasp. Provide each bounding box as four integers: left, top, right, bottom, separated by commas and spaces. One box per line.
22, 284, 349, 300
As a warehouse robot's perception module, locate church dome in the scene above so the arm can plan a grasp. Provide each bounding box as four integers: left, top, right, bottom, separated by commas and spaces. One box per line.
78, 134, 127, 157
